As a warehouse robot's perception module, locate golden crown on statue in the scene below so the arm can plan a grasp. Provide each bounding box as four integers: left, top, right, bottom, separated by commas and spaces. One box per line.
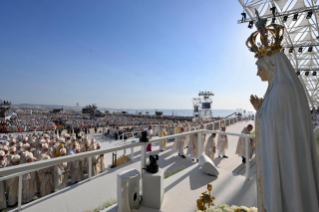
246, 9, 285, 59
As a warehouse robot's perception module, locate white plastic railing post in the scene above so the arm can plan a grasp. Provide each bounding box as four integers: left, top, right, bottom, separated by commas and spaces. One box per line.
131, 147, 134, 161
245, 137, 250, 180
198, 132, 202, 159
18, 174, 22, 211
219, 121, 221, 129
89, 156, 92, 180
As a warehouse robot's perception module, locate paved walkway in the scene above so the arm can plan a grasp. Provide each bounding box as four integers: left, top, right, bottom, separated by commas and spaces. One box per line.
8, 120, 255, 212
103, 163, 256, 212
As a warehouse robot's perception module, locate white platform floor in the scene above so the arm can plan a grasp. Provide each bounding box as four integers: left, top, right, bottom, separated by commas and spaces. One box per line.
8, 120, 256, 212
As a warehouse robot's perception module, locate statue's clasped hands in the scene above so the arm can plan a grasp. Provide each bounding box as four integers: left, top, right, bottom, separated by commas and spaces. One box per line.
250, 95, 263, 111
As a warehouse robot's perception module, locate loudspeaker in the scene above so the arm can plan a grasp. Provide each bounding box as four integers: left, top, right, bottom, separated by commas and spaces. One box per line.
198, 155, 219, 176
117, 169, 141, 212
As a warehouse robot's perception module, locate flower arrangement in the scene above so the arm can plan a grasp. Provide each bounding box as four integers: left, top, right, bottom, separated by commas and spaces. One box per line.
195, 204, 258, 212
196, 184, 215, 211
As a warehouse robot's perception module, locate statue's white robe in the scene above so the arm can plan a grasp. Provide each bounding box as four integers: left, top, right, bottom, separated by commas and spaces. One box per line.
255, 52, 319, 211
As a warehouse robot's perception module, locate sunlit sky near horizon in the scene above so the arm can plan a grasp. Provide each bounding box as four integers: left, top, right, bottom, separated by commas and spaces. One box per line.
0, 0, 268, 111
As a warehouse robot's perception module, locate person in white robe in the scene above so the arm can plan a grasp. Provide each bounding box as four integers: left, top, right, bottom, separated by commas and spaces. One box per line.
159, 125, 167, 151
235, 124, 254, 163
0, 150, 7, 210
38, 154, 53, 197
82, 140, 91, 173
247, 17, 319, 211
173, 127, 186, 158
91, 145, 101, 176
205, 133, 216, 161
217, 126, 228, 158
90, 138, 96, 151
49, 139, 56, 158
96, 142, 105, 173
7, 146, 16, 165
22, 152, 37, 203
70, 149, 84, 184
6, 154, 20, 206
54, 148, 69, 190
186, 129, 199, 162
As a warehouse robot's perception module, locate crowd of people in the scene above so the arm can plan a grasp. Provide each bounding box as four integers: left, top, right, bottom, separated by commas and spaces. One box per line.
0, 113, 183, 134
0, 131, 105, 209
0, 117, 238, 209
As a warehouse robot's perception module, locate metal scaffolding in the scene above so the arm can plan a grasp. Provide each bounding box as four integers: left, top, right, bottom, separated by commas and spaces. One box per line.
237, 0, 319, 108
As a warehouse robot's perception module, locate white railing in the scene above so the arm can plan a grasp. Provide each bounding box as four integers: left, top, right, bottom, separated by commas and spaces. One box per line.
0, 117, 252, 211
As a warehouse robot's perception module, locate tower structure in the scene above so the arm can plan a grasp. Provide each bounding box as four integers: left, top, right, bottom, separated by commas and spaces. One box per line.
192, 91, 214, 120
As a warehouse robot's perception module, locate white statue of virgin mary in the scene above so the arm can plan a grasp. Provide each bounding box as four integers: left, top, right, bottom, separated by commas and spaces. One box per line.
247, 12, 319, 212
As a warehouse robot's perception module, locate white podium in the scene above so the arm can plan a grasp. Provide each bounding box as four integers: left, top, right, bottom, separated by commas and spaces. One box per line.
142, 168, 164, 209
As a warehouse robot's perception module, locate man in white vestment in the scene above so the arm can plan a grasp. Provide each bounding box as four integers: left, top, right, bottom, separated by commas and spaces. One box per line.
6, 155, 20, 206
22, 152, 37, 203
217, 126, 228, 158
173, 127, 186, 159
205, 133, 216, 160
235, 124, 254, 163
159, 125, 167, 151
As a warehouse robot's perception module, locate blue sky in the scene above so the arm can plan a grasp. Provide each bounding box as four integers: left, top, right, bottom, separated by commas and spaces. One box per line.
0, 0, 267, 111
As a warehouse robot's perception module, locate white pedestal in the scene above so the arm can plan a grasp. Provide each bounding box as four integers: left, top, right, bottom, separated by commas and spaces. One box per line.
142, 168, 164, 209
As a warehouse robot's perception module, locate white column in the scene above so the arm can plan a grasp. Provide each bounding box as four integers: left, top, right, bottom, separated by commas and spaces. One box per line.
89, 156, 92, 180
18, 175, 22, 211
245, 137, 250, 181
